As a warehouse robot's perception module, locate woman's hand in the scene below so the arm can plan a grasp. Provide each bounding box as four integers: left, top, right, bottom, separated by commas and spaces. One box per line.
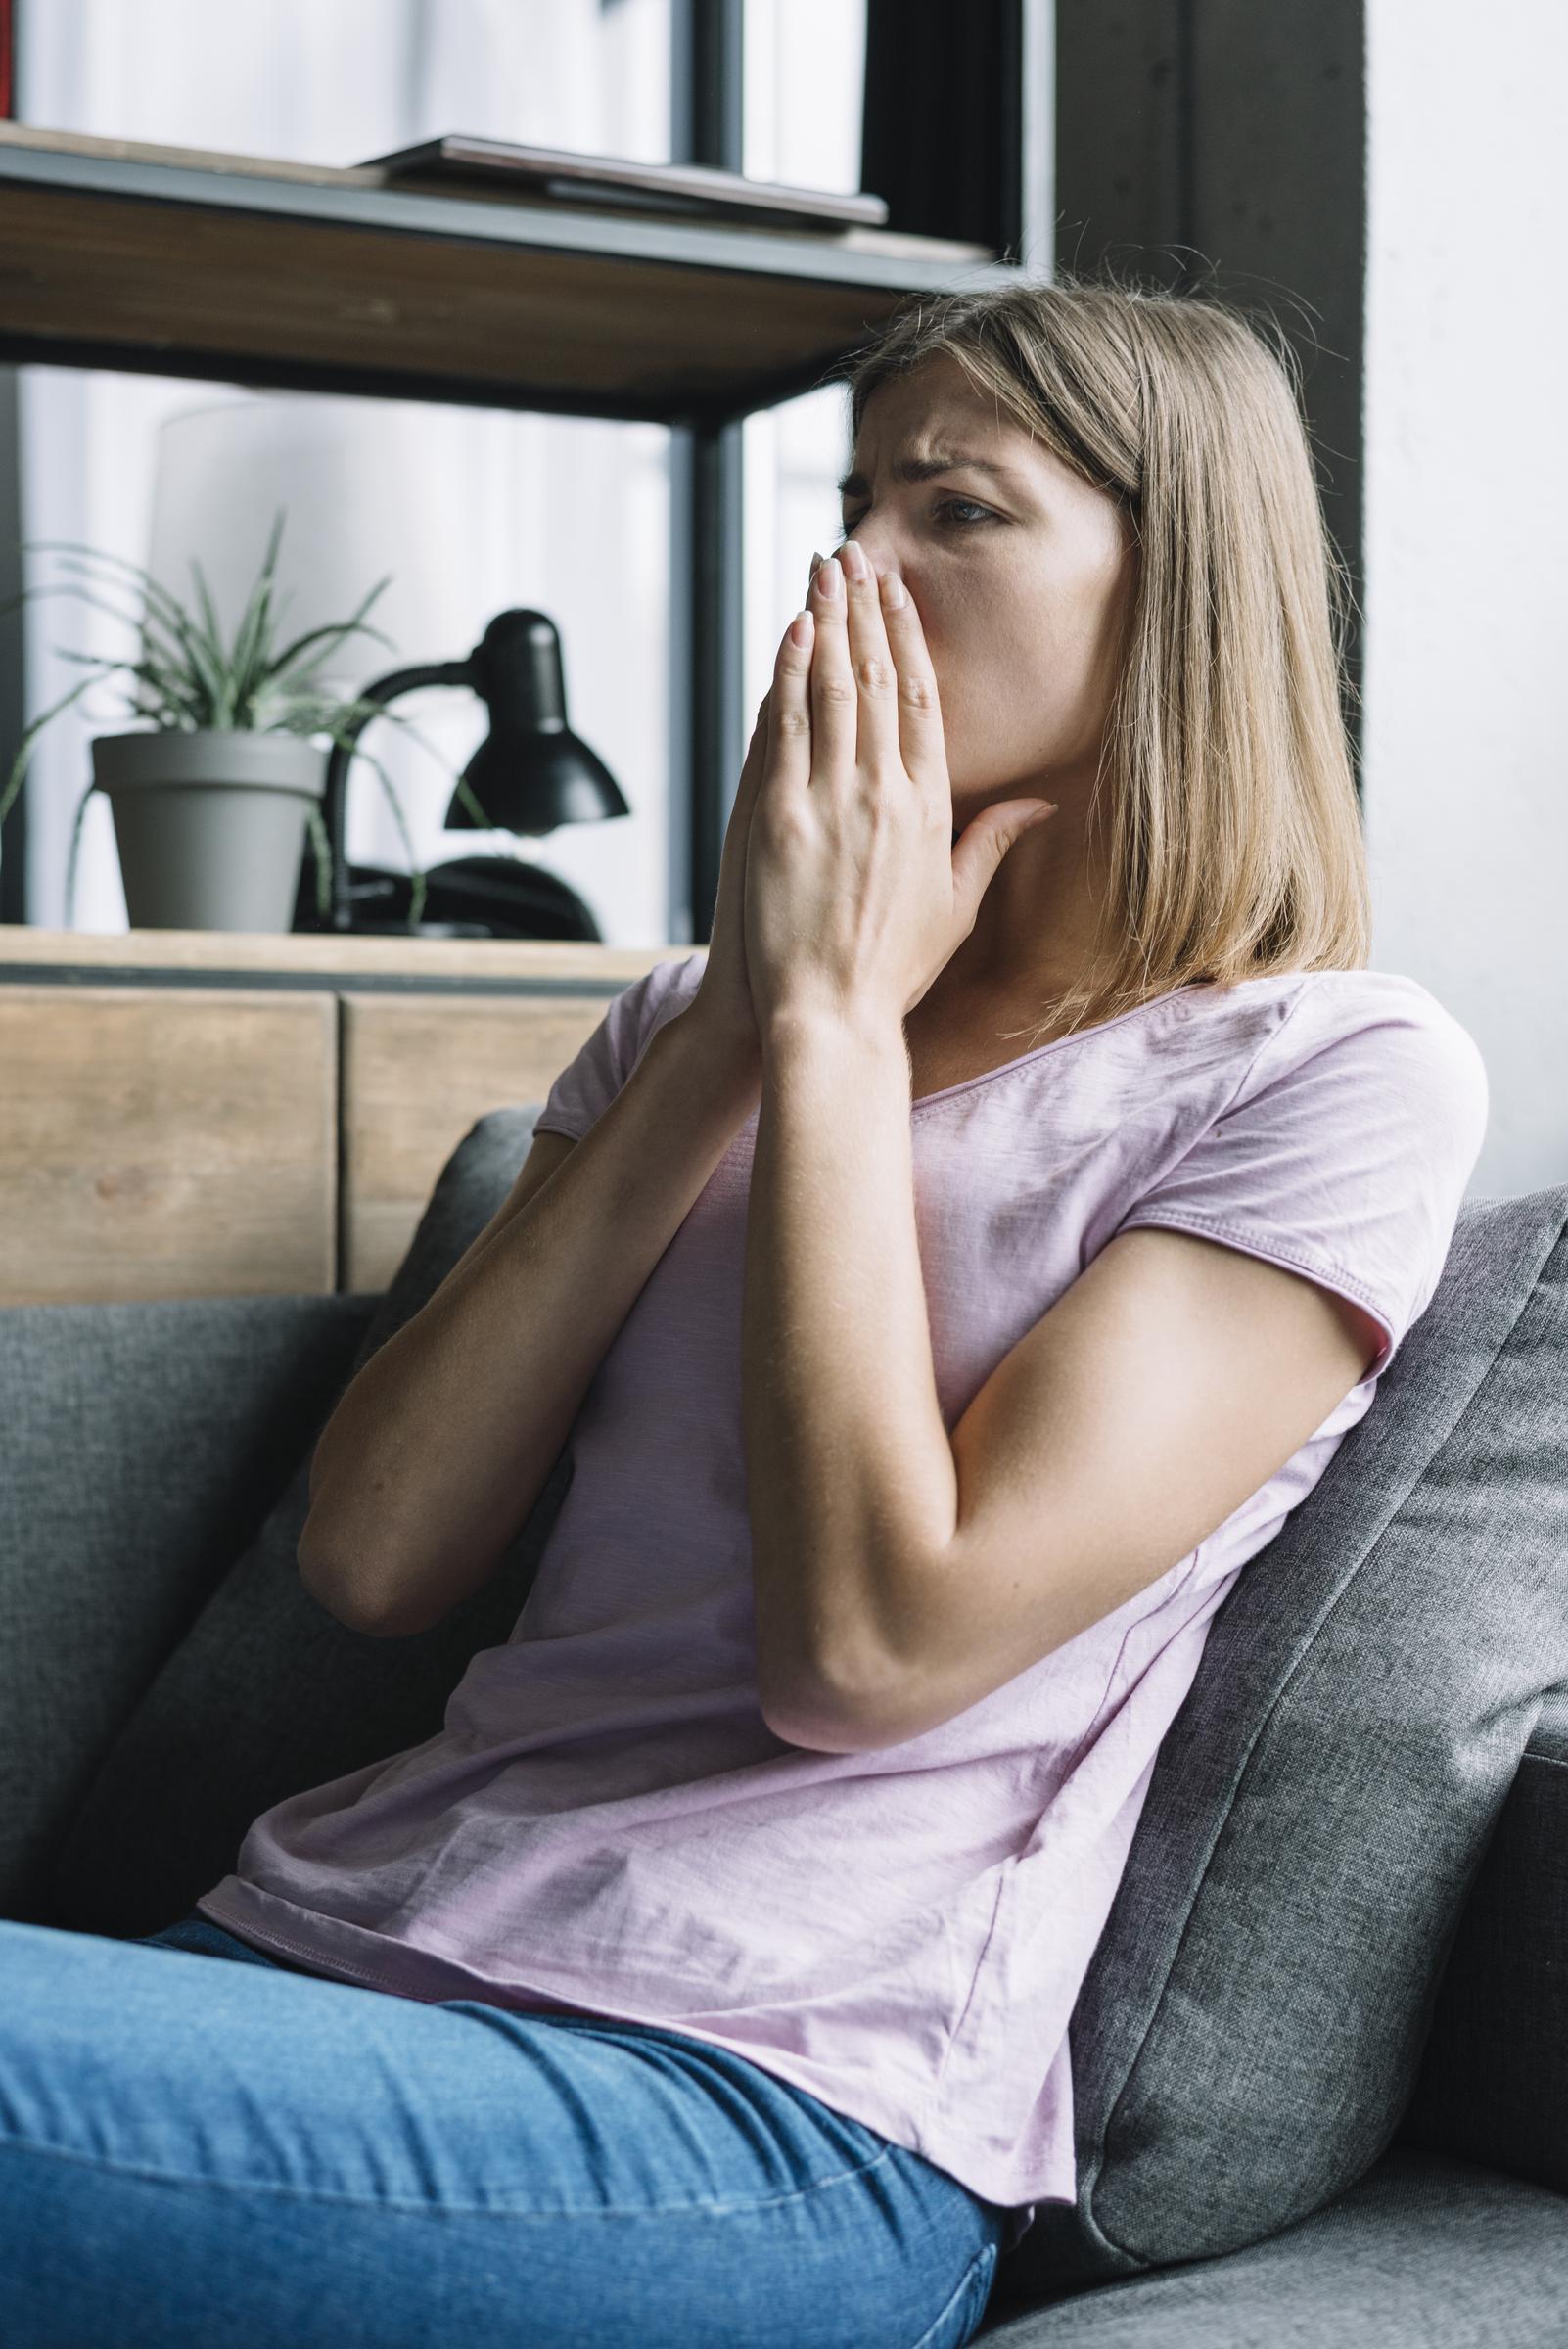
688, 552, 829, 1078
741, 542, 1058, 1041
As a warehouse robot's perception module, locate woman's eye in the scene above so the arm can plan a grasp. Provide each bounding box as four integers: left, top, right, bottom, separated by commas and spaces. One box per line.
935, 498, 996, 528
835, 497, 995, 543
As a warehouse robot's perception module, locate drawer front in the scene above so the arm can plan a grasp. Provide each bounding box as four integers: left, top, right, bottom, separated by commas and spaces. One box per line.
340, 990, 621, 1295
0, 985, 336, 1305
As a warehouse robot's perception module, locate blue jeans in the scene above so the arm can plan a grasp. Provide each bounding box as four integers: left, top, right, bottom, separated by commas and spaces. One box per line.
0, 1911, 1006, 2348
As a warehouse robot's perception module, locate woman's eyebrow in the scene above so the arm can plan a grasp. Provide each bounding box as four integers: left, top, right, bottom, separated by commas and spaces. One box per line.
836, 452, 1024, 496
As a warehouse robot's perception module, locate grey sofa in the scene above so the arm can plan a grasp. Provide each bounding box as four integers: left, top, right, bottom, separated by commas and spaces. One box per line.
4, 1103, 1566, 2347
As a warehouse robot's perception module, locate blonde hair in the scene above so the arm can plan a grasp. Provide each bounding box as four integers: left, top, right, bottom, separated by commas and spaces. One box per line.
835, 268, 1371, 1043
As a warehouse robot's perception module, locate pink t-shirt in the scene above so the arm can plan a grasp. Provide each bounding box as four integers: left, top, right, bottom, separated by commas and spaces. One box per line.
200, 953, 1489, 2249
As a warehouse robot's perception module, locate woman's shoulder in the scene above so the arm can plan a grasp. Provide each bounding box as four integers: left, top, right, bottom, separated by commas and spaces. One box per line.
1189, 965, 1478, 1051
1186, 967, 1488, 1140
1233, 965, 1482, 1060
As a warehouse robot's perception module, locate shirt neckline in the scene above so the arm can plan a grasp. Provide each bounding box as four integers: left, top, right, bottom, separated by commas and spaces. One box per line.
909, 981, 1211, 1113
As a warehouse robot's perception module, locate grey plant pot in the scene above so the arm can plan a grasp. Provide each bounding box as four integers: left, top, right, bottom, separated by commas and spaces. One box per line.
91, 729, 329, 935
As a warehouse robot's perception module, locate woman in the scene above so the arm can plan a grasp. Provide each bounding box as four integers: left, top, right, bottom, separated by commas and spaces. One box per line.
0, 277, 1487, 2347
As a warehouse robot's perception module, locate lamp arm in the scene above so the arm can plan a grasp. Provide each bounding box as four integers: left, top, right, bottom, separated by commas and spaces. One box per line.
322, 659, 476, 932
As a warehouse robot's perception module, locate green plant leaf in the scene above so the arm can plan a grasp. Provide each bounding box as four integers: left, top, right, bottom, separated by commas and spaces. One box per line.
300, 799, 336, 923
225, 511, 291, 726
183, 558, 239, 704
0, 668, 114, 831
311, 709, 452, 932
19, 539, 202, 641
31, 554, 230, 720
350, 737, 431, 930
51, 643, 205, 723
267, 578, 396, 689
187, 558, 225, 656
445, 770, 504, 832
5, 574, 163, 648
11, 524, 415, 753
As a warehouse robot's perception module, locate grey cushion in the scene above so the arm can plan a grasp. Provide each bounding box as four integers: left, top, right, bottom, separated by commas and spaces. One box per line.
0, 1288, 375, 1920
996, 1184, 1568, 2301
974, 2149, 1568, 2345
46, 1107, 566, 1943
1396, 1690, 1568, 2200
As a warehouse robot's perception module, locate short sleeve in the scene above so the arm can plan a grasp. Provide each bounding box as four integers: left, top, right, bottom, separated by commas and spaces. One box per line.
1112, 976, 1490, 1381
532, 951, 706, 1142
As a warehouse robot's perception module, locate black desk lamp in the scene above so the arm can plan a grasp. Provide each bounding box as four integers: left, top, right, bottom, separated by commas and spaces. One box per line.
311, 607, 629, 936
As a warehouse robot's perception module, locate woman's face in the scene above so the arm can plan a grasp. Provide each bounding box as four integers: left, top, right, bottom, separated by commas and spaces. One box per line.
836, 356, 1135, 823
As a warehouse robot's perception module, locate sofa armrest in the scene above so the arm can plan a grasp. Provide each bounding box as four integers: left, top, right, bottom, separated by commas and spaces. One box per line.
1394, 1683, 1568, 2198
0, 1289, 377, 1920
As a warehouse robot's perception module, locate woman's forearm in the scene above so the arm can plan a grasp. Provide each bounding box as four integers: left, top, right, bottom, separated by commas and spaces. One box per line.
301, 1002, 760, 1636
741, 1009, 958, 1748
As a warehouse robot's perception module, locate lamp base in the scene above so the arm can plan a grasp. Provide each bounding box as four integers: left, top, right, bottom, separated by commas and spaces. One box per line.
345, 919, 496, 939
293, 854, 601, 942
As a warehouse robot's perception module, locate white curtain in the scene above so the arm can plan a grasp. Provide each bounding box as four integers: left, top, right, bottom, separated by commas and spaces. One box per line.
15, 0, 680, 942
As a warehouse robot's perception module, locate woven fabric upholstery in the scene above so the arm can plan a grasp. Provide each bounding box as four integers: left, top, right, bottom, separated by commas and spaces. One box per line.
1395, 1690, 1568, 2201
976, 2149, 1568, 2344
996, 1185, 1568, 2298
46, 1108, 563, 1942
0, 1288, 371, 1921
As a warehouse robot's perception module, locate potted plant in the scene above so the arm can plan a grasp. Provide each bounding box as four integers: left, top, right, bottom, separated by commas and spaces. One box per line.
0, 510, 501, 934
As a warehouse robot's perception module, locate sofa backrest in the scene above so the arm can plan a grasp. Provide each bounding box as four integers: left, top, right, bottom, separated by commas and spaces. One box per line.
1001, 1180, 1568, 2296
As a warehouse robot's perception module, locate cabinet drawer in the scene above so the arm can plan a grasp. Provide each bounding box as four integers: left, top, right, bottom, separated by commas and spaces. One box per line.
340, 990, 617, 1295
0, 985, 335, 1305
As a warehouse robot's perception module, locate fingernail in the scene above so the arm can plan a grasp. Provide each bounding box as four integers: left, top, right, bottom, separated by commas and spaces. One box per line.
816, 556, 843, 599
880, 570, 907, 611
840, 538, 869, 582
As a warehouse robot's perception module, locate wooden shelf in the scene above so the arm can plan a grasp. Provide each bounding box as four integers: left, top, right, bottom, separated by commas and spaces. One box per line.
0, 123, 1022, 423
0, 923, 681, 997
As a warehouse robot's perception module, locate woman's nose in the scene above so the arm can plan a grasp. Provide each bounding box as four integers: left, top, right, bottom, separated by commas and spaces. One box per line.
844, 532, 915, 596
845, 528, 890, 571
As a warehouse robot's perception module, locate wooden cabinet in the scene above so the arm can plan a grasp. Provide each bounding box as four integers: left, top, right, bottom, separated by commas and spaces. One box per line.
0, 927, 681, 1305
340, 990, 646, 1295
1, 982, 336, 1304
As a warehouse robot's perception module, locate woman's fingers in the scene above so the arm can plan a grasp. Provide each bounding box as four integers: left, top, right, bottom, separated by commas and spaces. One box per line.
874, 569, 947, 793
836, 538, 902, 780
804, 553, 857, 783
732, 691, 769, 812
767, 602, 815, 795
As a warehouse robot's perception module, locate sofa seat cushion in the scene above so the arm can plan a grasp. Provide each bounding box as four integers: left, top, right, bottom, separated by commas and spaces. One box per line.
974, 2148, 1568, 2345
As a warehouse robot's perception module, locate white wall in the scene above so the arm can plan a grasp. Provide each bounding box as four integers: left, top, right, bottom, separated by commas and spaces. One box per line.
1361, 0, 1568, 1198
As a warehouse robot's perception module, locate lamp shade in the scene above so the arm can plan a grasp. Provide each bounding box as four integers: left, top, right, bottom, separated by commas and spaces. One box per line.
448, 609, 629, 837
